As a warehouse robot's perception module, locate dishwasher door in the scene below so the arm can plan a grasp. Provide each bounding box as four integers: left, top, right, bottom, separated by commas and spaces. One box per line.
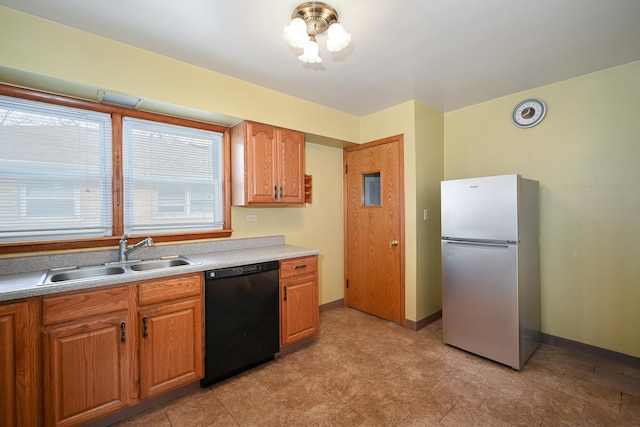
201, 261, 280, 386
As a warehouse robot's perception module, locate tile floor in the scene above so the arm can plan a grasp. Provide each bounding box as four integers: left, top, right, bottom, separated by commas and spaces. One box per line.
113, 306, 640, 426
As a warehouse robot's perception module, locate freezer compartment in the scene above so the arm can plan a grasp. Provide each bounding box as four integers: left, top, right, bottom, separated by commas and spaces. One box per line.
442, 240, 521, 369
441, 174, 519, 242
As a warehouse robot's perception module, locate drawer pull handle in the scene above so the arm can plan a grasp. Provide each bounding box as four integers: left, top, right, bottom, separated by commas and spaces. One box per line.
120, 322, 126, 344
294, 264, 307, 270
142, 317, 148, 338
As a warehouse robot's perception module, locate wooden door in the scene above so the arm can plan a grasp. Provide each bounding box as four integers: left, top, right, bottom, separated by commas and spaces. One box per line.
344, 136, 404, 325
44, 314, 129, 426
277, 129, 305, 204
246, 122, 278, 203
139, 299, 203, 399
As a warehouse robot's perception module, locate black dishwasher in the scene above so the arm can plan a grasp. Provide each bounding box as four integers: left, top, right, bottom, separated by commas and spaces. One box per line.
201, 261, 280, 387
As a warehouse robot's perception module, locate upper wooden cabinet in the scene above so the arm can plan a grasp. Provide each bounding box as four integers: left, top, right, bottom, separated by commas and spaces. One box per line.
231, 121, 305, 205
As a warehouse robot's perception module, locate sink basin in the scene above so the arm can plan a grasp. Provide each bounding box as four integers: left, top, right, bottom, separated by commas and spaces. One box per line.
37, 256, 196, 286
129, 257, 194, 271
40, 265, 127, 285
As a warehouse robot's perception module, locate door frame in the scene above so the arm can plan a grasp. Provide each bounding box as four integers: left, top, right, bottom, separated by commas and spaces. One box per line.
343, 135, 405, 326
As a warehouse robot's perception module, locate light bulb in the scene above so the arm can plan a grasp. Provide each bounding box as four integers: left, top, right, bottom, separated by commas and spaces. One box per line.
283, 17, 309, 48
326, 22, 351, 52
298, 39, 322, 63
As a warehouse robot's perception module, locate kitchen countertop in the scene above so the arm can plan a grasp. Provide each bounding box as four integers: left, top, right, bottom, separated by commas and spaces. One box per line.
0, 236, 319, 302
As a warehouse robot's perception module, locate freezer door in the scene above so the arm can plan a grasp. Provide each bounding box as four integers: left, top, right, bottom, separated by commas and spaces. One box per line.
442, 240, 520, 369
441, 174, 519, 242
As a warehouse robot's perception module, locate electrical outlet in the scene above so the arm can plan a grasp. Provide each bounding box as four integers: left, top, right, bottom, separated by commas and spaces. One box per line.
423, 209, 428, 221
246, 214, 258, 222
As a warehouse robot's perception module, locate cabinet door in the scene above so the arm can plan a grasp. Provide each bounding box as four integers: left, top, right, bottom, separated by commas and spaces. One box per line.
281, 273, 319, 347
246, 122, 278, 203
0, 300, 40, 427
44, 314, 129, 426
139, 299, 203, 399
277, 129, 305, 204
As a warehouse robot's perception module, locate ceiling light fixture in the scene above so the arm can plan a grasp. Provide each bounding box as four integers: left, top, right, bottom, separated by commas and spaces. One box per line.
282, 2, 351, 64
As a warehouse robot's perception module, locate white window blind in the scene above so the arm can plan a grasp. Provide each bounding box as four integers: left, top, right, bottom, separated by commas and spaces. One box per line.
0, 95, 112, 242
122, 118, 224, 234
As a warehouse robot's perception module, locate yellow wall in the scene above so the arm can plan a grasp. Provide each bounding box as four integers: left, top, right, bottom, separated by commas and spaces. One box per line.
415, 103, 445, 319
444, 61, 640, 358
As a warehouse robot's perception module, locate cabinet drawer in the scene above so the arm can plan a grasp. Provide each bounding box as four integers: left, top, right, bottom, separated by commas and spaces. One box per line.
138, 273, 202, 306
42, 286, 128, 326
280, 256, 318, 279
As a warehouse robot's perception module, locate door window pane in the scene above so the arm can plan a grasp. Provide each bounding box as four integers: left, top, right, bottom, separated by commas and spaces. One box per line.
363, 172, 381, 206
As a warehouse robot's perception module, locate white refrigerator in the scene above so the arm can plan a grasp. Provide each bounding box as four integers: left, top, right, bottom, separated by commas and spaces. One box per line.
441, 174, 540, 370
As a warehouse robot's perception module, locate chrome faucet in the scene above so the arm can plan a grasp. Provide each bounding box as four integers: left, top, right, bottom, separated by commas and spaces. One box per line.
118, 235, 154, 262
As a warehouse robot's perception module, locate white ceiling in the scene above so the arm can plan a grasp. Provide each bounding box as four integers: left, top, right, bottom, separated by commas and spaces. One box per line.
2, 0, 640, 117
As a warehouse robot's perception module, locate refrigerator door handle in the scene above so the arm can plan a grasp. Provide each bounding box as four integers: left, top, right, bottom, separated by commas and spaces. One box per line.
444, 240, 511, 249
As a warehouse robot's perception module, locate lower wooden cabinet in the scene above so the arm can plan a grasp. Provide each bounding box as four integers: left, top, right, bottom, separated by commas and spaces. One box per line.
0, 299, 41, 427
42, 286, 132, 427
44, 314, 131, 426
138, 274, 204, 399
280, 255, 319, 347
39, 273, 204, 426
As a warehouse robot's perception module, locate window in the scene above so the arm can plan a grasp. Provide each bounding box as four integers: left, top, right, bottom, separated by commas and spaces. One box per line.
122, 118, 224, 234
363, 172, 381, 206
0, 86, 230, 249
0, 95, 112, 242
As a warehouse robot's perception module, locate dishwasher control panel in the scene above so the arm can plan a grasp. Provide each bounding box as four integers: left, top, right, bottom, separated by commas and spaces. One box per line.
206, 260, 279, 280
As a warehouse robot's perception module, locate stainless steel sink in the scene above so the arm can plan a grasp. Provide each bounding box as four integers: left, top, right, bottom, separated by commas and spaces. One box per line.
129, 257, 194, 271
38, 256, 197, 286
41, 265, 127, 285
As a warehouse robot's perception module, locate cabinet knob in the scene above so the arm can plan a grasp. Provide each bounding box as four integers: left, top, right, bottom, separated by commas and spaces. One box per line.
389, 240, 399, 248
